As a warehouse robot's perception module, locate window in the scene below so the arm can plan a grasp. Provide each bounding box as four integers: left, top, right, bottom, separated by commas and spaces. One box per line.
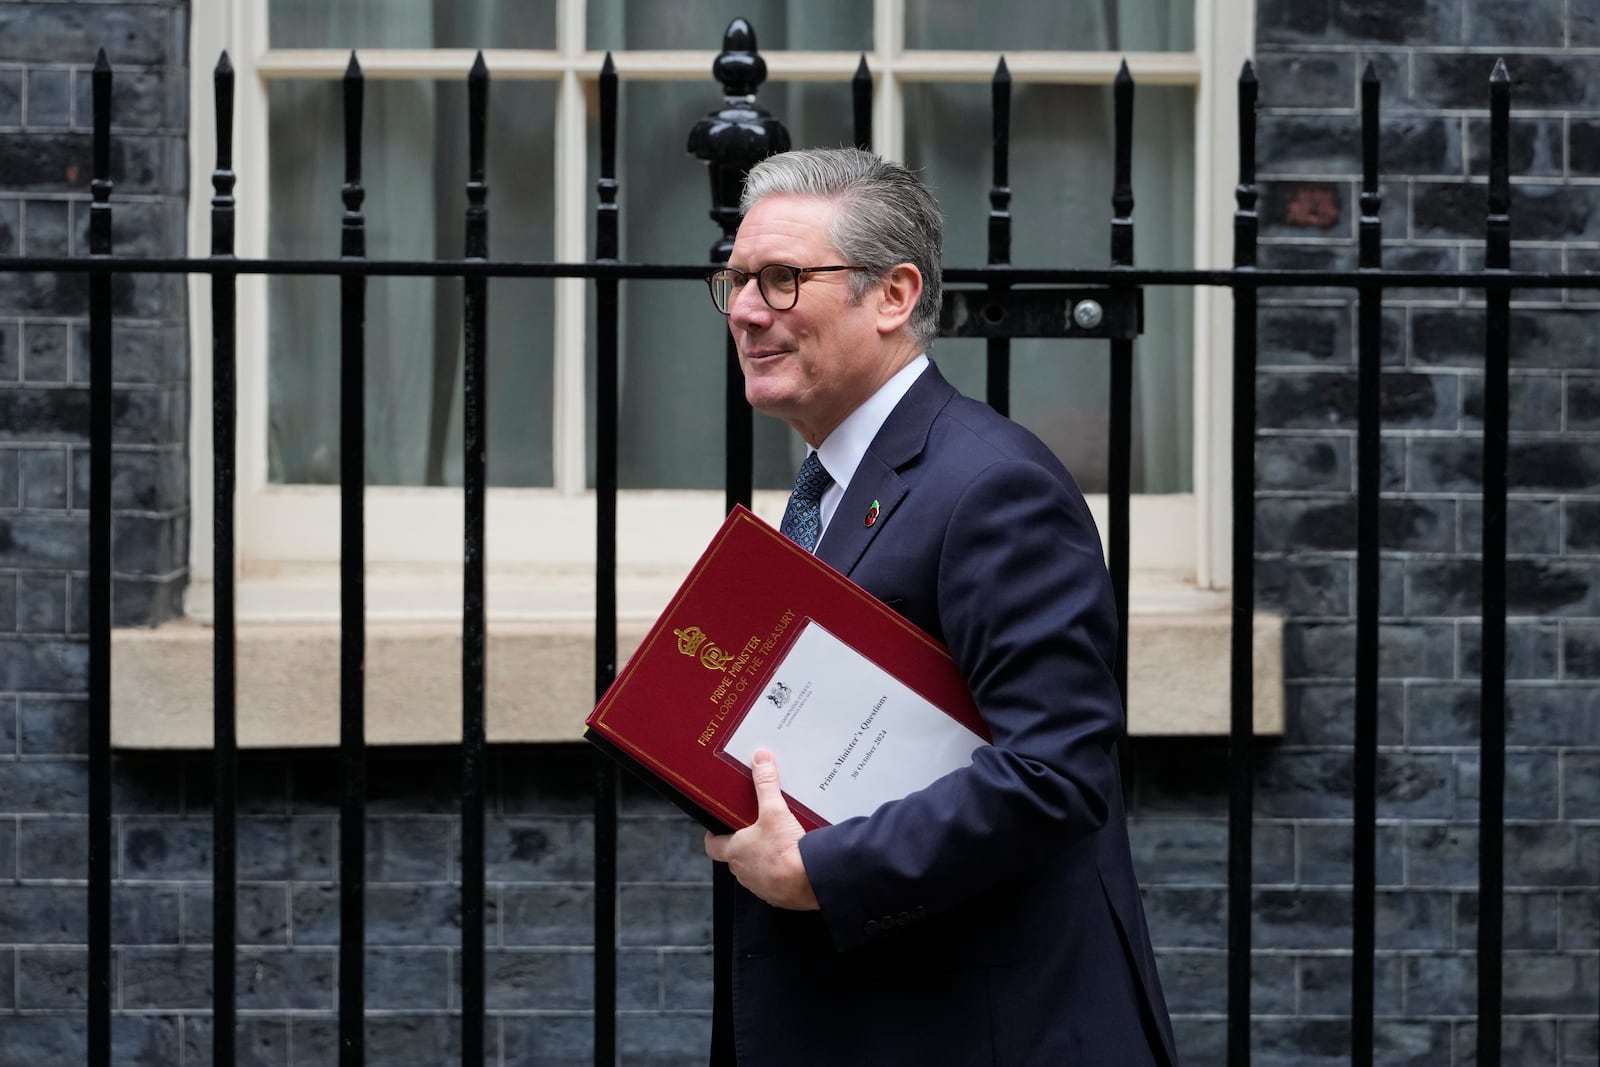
157, 1, 1267, 745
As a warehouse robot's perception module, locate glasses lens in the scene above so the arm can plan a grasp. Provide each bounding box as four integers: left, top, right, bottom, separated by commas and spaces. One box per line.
708, 270, 739, 313
758, 264, 801, 309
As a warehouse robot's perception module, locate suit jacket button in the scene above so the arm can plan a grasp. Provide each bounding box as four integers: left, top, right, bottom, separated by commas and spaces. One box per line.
865, 920, 879, 935
896, 911, 910, 927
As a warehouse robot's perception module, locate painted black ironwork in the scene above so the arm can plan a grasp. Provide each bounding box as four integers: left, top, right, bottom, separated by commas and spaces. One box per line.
337, 51, 368, 1067
460, 51, 490, 1067
852, 56, 872, 151
210, 50, 240, 1067
1352, 60, 1382, 1067
1476, 57, 1512, 1067
1108, 62, 1135, 785
58, 35, 1552, 1067
87, 47, 113, 1067
986, 58, 1013, 416
593, 50, 622, 1067
1228, 58, 1259, 1067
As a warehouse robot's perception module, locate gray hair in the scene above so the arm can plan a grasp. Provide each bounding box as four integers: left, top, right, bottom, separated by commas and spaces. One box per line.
740, 148, 944, 350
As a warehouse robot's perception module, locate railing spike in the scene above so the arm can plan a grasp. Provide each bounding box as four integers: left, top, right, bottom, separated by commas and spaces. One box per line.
470, 49, 488, 81
345, 49, 361, 79
216, 50, 232, 77
1239, 58, 1256, 84
1491, 56, 1510, 82
995, 55, 1010, 81
1363, 59, 1378, 83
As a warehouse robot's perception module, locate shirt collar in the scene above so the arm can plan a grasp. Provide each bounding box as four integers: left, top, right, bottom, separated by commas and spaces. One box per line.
813, 353, 929, 532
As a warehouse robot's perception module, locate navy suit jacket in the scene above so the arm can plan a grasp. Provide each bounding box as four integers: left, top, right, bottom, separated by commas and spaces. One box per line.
728, 363, 1177, 1066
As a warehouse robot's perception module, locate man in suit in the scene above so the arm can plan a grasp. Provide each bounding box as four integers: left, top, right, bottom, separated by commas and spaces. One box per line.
703, 147, 1177, 1066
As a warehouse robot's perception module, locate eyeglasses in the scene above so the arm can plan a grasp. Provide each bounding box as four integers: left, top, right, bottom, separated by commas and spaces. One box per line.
705, 263, 868, 314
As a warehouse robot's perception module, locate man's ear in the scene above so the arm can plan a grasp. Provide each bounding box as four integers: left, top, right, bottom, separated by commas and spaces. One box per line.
874, 263, 923, 335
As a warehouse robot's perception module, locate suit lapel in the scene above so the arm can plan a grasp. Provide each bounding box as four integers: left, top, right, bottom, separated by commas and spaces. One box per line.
815, 363, 956, 577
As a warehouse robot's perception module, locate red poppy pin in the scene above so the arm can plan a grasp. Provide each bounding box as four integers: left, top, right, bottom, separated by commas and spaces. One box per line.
864, 499, 881, 527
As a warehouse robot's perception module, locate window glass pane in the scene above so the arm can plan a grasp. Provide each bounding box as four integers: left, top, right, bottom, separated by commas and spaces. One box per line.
269, 0, 555, 50
586, 79, 858, 491
587, 0, 871, 51
267, 79, 556, 486
904, 0, 1193, 52
905, 82, 1195, 493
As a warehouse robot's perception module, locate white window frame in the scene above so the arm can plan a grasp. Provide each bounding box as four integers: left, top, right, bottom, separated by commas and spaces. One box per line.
184, 0, 1253, 626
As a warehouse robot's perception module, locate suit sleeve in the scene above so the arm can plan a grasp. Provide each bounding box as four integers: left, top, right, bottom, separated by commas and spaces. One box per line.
797, 456, 1124, 951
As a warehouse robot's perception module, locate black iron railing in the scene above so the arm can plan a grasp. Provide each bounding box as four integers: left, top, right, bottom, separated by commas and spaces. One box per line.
28, 20, 1591, 1067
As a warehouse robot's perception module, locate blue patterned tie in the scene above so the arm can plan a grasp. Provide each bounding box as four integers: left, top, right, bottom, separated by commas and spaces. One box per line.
779, 452, 833, 552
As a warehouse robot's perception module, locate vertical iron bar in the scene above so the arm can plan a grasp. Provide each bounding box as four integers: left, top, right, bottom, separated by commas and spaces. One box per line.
985, 58, 1012, 416
852, 56, 872, 152
1352, 61, 1382, 1067
460, 52, 490, 1067
210, 52, 239, 1067
1108, 62, 1135, 784
1228, 60, 1259, 1067
1476, 57, 1512, 1067
87, 48, 113, 1067
337, 52, 368, 1067
593, 52, 621, 1067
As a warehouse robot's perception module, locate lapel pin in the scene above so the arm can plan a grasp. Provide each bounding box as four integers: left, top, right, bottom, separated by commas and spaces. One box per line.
864, 499, 881, 527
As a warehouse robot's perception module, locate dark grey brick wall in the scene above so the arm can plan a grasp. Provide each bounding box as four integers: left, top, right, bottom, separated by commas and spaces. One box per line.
4, 2, 1600, 1066
1230, 0, 1600, 1062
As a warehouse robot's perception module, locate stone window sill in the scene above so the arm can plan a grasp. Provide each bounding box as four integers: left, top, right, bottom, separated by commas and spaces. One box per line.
112, 573, 1282, 748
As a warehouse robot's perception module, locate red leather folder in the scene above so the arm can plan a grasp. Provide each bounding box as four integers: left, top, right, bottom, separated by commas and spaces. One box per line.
585, 506, 985, 834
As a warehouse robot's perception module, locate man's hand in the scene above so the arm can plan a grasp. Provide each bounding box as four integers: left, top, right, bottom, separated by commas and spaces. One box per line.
704, 749, 819, 911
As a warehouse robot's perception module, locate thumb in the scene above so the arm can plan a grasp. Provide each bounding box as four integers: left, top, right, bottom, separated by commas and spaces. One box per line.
750, 749, 788, 818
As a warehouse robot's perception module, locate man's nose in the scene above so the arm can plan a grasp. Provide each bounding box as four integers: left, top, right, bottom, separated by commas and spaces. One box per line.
727, 279, 772, 327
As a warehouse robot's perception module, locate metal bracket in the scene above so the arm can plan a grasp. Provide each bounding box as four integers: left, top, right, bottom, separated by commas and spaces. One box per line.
939, 287, 1143, 340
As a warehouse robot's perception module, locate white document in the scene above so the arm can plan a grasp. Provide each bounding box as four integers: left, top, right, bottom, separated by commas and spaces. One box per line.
720, 620, 989, 825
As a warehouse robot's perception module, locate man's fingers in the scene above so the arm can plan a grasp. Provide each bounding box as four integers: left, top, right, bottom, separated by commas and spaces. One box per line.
750, 749, 790, 821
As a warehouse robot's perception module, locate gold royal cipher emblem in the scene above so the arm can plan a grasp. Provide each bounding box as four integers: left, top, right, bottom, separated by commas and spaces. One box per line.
674, 625, 736, 671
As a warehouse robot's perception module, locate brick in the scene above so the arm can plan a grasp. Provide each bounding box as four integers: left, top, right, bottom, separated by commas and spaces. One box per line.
0, 449, 17, 506
499, 1014, 592, 1065
1460, 496, 1560, 555
1127, 817, 1226, 885
121, 817, 292, 881
1407, 823, 1480, 887
1260, 305, 1351, 367
367, 815, 450, 881
238, 947, 338, 1011
1331, 0, 1462, 45
0, 1014, 180, 1067
1254, 53, 1356, 109
1259, 370, 1457, 432
182, 883, 290, 945
1298, 952, 1403, 1015
1257, 436, 1351, 492
0, 511, 87, 568
1457, 751, 1563, 820
289, 1016, 466, 1067
294, 883, 470, 946
111, 573, 184, 626
1457, 890, 1562, 950
1465, 0, 1565, 45
618, 946, 662, 1010
0, 8, 172, 66
1256, 557, 1353, 617
367, 946, 452, 1010
1563, 754, 1600, 822
180, 1017, 291, 1067
1416, 52, 1600, 109
17, 947, 86, 1008
19, 447, 68, 509
1572, 119, 1600, 177
1492, 825, 1595, 888
662, 947, 713, 1010
1377, 889, 1456, 949
1503, 952, 1598, 1014
484, 948, 590, 1011
17, 814, 84, 878
1260, 180, 1354, 241
1404, 952, 1475, 1014
1125, 738, 1229, 817
618, 883, 712, 946
1256, 0, 1333, 42
1257, 496, 1456, 554
1506, 684, 1600, 745
1460, 372, 1564, 433
0, 572, 14, 632
1410, 437, 1600, 493
499, 883, 592, 946
23, 319, 68, 382
26, 70, 71, 129
1562, 890, 1599, 951
1374, 1021, 1455, 1063
69, 322, 187, 387
1463, 244, 1567, 302
617, 815, 665, 882
1461, 1019, 1565, 1064
1251, 1016, 1353, 1065
1257, 240, 1358, 302
73, 69, 180, 133
1568, 376, 1600, 431
1419, 180, 1600, 242
1283, 620, 1455, 679
660, 815, 713, 883
0, 71, 20, 126
1467, 116, 1562, 180
1298, 822, 1405, 886
0, 755, 87, 811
